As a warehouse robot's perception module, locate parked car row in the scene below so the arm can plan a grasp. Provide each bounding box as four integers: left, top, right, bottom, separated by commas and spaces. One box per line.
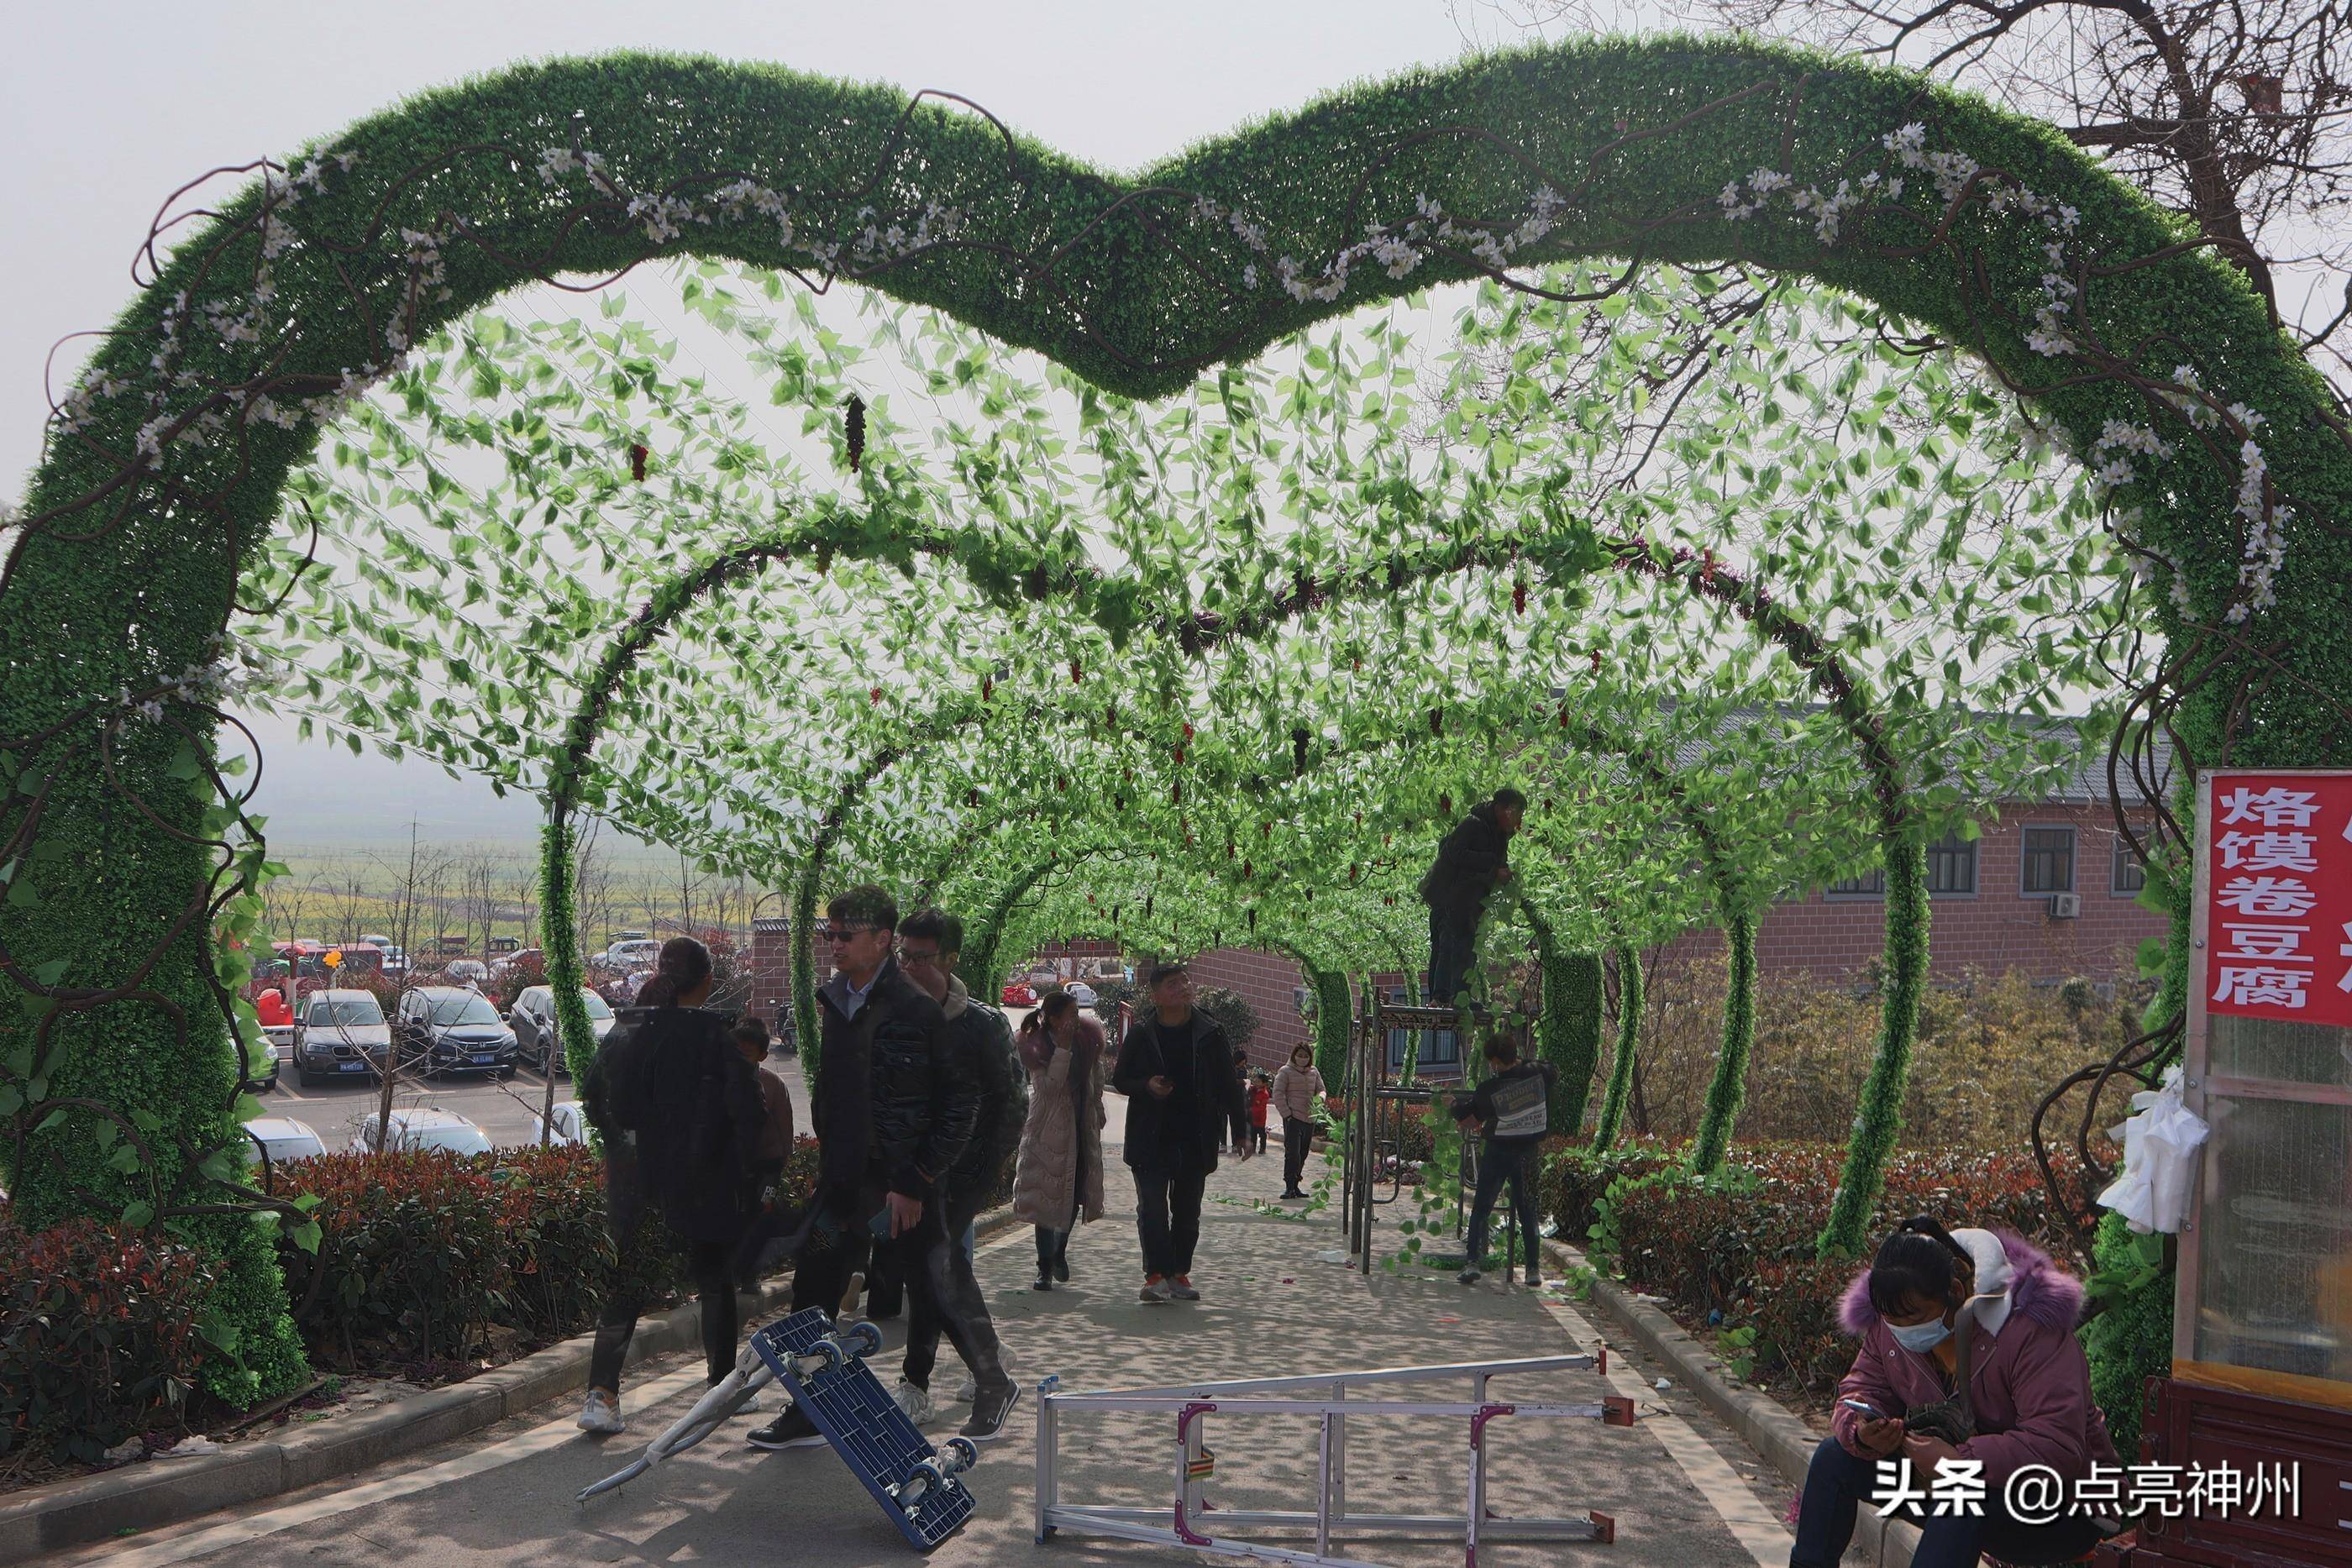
241, 1096, 589, 1170
265, 981, 626, 1089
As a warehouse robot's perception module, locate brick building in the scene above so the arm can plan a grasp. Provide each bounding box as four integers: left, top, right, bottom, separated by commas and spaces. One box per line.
1652, 797, 2167, 985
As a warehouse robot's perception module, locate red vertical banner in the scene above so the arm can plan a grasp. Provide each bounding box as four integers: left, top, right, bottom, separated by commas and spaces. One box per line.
2203, 770, 2352, 1028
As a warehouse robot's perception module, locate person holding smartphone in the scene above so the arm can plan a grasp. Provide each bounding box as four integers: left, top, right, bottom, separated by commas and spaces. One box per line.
1793, 1214, 2121, 1568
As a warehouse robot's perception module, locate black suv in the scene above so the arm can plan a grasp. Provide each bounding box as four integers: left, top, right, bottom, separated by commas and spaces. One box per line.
395, 986, 519, 1078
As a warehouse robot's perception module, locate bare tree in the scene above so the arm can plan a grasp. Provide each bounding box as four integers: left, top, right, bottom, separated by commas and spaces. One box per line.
509, 865, 538, 948
262, 872, 320, 949
359, 821, 457, 1154
1458, 0, 2352, 402
457, 849, 503, 959
574, 816, 617, 966
324, 869, 370, 948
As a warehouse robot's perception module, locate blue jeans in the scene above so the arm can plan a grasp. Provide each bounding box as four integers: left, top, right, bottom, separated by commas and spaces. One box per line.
1790, 1436, 2104, 1568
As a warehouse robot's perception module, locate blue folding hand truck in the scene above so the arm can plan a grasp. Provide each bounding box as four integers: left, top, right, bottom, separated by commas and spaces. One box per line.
578, 1307, 980, 1553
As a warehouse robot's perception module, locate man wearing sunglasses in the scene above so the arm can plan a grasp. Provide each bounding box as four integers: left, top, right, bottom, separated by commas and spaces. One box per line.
888, 908, 1023, 1440
748, 884, 1000, 1450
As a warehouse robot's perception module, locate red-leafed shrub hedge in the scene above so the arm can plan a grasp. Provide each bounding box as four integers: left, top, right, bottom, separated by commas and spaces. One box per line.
291, 1151, 508, 1362
1546, 1139, 2086, 1398
8, 1132, 826, 1460
282, 1135, 826, 1366
0, 1208, 223, 1462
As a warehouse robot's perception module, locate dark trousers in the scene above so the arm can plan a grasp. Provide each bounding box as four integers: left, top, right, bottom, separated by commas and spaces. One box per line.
788, 1211, 870, 1319
1135, 1166, 1209, 1278
865, 1243, 903, 1319
1036, 1190, 1080, 1271
1428, 907, 1479, 1009
1250, 1122, 1268, 1153
788, 1185, 1001, 1392
1227, 1101, 1249, 1151
902, 1185, 1007, 1393
1465, 1142, 1541, 1272
1282, 1115, 1314, 1190
1792, 1436, 2106, 1568
591, 1236, 738, 1392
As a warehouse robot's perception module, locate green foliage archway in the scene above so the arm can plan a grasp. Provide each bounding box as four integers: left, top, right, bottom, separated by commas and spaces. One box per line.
3, 39, 2345, 1410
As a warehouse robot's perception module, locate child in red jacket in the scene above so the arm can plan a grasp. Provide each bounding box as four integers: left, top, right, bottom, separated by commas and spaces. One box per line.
1247, 1072, 1272, 1156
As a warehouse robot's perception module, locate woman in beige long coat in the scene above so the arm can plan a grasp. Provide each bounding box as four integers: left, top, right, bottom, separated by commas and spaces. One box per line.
1011, 991, 1106, 1291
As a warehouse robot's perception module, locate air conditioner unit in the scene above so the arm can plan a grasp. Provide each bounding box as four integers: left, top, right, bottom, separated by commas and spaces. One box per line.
2048, 892, 2082, 920
1294, 984, 1315, 1019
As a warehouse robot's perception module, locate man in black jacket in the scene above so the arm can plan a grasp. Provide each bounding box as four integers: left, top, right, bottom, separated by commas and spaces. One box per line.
888, 908, 1023, 1433
1418, 788, 1525, 1011
749, 886, 1013, 1448
1112, 960, 1252, 1303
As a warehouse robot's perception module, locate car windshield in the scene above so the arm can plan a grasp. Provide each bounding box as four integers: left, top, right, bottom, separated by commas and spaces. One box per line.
582, 992, 613, 1020
308, 996, 384, 1027
428, 995, 500, 1027
412, 1123, 488, 1154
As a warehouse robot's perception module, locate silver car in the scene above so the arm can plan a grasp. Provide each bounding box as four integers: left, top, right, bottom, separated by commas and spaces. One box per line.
509, 984, 616, 1075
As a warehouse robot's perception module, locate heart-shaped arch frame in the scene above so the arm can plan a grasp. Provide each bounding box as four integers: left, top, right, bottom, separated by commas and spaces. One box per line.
3, 37, 2345, 1402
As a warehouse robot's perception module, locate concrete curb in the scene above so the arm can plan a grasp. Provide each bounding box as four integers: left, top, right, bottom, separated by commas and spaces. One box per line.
0, 1205, 1021, 1565
1543, 1237, 1924, 1568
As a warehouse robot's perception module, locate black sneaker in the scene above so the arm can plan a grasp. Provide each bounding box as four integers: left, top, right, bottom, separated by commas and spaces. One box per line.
1052, 1256, 1069, 1284
747, 1406, 825, 1450
961, 1380, 1022, 1442
1032, 1271, 1053, 1291
1457, 1266, 1483, 1286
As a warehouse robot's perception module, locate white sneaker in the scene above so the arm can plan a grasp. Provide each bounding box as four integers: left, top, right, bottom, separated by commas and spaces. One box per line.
575, 1389, 624, 1434
837, 1271, 866, 1324
892, 1379, 937, 1424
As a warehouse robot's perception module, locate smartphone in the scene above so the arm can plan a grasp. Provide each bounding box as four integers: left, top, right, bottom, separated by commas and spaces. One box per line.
1840, 1398, 1891, 1423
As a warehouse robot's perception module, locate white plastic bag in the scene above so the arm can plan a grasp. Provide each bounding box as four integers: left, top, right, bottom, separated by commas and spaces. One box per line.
2094, 1065, 2209, 1235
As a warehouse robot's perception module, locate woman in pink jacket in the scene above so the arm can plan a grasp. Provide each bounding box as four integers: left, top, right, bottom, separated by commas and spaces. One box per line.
1793, 1214, 2121, 1568
1270, 1044, 1326, 1200
1011, 992, 1106, 1292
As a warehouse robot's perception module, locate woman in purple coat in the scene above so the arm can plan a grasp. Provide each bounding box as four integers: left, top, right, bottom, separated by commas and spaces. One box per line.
1791, 1215, 2122, 1568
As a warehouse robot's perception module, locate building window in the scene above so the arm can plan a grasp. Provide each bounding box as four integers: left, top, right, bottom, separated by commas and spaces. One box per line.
1926, 832, 1977, 898
1384, 989, 1462, 1072
2112, 840, 2148, 895
2021, 826, 2076, 895
1826, 866, 1886, 900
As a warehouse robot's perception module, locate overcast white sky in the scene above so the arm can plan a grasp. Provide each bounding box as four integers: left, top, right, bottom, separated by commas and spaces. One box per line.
7, 2, 1577, 849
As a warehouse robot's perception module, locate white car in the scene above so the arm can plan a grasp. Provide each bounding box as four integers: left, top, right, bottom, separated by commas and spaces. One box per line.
347, 1107, 493, 1157
244, 1115, 326, 1167
605, 938, 662, 971
509, 985, 616, 1075
532, 1099, 589, 1146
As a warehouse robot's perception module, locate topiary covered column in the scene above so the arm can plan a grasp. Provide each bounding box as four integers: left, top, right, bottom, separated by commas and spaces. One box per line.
1688, 912, 1758, 1174
1817, 835, 1930, 1255
1591, 946, 1644, 1154
1599, 945, 1643, 1140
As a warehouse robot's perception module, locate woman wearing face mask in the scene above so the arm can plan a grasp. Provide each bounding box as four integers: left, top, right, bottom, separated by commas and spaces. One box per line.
1791, 1214, 2122, 1568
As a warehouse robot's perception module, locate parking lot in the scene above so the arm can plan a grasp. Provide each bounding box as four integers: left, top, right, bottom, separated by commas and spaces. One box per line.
257, 1046, 815, 1152
254, 1019, 1102, 1153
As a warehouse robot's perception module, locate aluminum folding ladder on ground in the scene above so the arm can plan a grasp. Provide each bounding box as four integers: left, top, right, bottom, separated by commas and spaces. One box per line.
1036, 1354, 1636, 1568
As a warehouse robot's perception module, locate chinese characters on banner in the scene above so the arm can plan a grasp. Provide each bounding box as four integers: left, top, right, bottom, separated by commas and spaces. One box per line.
2204, 772, 2352, 1029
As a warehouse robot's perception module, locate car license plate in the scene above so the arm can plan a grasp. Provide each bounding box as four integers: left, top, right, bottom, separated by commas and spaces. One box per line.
470, 1053, 495, 1065
339, 1061, 365, 1072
